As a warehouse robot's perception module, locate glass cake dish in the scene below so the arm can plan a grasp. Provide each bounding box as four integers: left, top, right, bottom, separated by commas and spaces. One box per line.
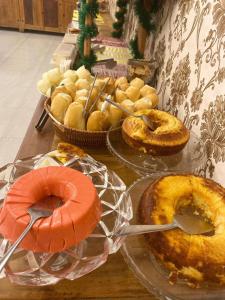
0, 152, 132, 286
121, 175, 225, 300
107, 124, 207, 175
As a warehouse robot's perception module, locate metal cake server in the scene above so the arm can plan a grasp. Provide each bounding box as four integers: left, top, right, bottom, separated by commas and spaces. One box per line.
0, 206, 52, 273
115, 206, 214, 237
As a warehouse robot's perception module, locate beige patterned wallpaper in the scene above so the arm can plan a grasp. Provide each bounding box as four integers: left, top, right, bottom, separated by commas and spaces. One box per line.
120, 0, 225, 185
153, 0, 225, 185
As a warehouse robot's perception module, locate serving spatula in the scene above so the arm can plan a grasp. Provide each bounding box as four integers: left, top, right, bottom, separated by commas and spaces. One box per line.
115, 205, 214, 237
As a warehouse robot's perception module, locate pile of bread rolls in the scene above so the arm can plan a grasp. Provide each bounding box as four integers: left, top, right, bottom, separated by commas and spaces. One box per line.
114, 76, 158, 113
37, 66, 159, 132
37, 68, 63, 96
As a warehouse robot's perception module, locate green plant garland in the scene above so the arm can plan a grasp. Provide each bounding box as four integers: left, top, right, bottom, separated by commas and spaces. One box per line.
130, 0, 160, 59
112, 0, 128, 38
77, 0, 99, 70
130, 37, 143, 59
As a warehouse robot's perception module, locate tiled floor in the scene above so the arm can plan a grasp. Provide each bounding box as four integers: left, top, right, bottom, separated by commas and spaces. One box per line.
0, 29, 62, 166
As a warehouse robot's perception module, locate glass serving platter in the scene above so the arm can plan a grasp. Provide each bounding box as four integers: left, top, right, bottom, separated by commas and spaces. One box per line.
121, 175, 225, 300
0, 153, 132, 286
107, 125, 206, 175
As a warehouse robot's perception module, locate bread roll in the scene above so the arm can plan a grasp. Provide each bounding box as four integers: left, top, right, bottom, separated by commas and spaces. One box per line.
75, 89, 89, 99
119, 82, 129, 91
52, 92, 72, 106
120, 99, 134, 115
140, 85, 156, 97
63, 82, 76, 98
146, 93, 159, 108
42, 72, 50, 82
75, 96, 88, 107
64, 102, 85, 130
104, 77, 115, 94
47, 68, 62, 84
115, 77, 128, 87
108, 105, 123, 127
87, 111, 110, 131
95, 79, 105, 90
60, 78, 74, 86
130, 77, 144, 89
63, 70, 78, 82
115, 77, 129, 91
75, 79, 90, 90
76, 66, 91, 80
51, 86, 74, 99
134, 97, 153, 111
125, 86, 140, 102
51, 93, 72, 123
115, 89, 127, 103
37, 79, 51, 95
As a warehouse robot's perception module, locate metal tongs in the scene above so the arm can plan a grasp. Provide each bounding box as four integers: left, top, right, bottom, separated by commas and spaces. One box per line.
83, 73, 98, 120
104, 96, 155, 130
35, 86, 55, 131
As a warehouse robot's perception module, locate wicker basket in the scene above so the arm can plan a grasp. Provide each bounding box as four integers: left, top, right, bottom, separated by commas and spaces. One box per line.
44, 98, 107, 147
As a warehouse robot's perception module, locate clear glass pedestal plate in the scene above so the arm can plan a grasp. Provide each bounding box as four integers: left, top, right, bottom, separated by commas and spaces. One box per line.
107, 125, 207, 175
121, 175, 225, 300
0, 153, 132, 286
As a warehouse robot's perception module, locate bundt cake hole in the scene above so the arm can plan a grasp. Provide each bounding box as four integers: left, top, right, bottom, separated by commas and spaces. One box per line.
146, 122, 159, 132
33, 176, 78, 212
37, 195, 64, 211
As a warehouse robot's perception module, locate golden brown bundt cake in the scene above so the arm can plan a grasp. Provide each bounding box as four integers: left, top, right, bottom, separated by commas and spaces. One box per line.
122, 109, 190, 155
139, 174, 225, 287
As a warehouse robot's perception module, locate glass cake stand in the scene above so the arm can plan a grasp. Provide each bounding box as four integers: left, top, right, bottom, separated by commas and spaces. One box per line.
107, 125, 206, 175
121, 175, 225, 300
0, 153, 132, 286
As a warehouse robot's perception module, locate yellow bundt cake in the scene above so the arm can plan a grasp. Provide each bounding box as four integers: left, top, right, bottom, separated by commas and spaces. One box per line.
139, 174, 225, 287
122, 109, 190, 155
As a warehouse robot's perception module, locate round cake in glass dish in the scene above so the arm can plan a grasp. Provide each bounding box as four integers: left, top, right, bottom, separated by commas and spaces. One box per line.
139, 174, 225, 287
122, 109, 190, 155
0, 166, 102, 253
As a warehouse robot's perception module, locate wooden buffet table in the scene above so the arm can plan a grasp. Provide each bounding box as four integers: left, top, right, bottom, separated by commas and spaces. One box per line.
0, 6, 159, 298
0, 96, 158, 300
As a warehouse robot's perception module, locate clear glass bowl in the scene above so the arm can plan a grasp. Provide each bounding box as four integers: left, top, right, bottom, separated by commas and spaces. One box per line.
0, 154, 132, 286
107, 125, 206, 175
121, 175, 225, 300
